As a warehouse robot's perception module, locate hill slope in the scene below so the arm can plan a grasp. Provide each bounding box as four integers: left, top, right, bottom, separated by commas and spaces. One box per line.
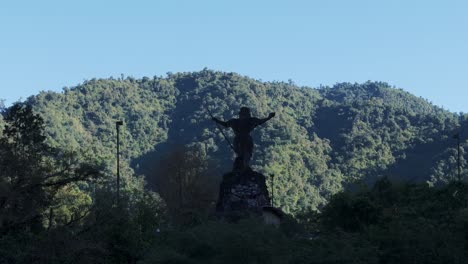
25, 69, 467, 212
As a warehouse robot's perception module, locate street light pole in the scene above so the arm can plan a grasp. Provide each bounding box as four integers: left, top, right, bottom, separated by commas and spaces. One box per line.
270, 174, 275, 207
457, 135, 461, 182
454, 133, 461, 182
116, 121, 123, 203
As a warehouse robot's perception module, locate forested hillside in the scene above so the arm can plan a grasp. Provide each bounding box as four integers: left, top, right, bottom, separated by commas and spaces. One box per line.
3, 69, 468, 263
26, 69, 467, 213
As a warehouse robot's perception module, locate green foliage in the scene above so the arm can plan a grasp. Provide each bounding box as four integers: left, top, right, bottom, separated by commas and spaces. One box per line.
316, 178, 468, 263
141, 218, 290, 264
152, 145, 219, 225
24, 70, 467, 213
0, 187, 167, 264
1, 105, 467, 263
0, 104, 101, 233
139, 179, 468, 263
2, 71, 468, 263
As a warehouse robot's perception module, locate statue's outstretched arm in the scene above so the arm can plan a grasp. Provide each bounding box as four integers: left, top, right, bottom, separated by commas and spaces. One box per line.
255, 112, 275, 126
212, 117, 230, 128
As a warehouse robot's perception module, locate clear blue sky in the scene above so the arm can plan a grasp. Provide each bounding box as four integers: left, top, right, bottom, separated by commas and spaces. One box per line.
1, 0, 467, 112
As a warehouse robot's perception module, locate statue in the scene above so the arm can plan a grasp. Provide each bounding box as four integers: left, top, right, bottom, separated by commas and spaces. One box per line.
212, 107, 275, 169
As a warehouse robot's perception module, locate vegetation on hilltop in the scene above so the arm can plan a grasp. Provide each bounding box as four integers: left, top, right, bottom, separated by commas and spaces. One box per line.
1, 70, 467, 263
26, 69, 467, 212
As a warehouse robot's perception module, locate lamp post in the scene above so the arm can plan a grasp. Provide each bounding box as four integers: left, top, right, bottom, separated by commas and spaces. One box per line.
453, 133, 461, 182
270, 174, 275, 207
116, 121, 123, 203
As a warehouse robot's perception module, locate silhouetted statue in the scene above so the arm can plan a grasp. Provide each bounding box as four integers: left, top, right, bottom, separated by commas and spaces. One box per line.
212, 107, 275, 168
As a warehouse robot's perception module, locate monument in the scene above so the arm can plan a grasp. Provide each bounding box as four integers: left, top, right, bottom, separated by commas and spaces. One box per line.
211, 107, 276, 215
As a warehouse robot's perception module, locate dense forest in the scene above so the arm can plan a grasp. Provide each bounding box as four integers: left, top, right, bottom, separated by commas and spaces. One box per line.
23, 69, 468, 212
1, 69, 468, 263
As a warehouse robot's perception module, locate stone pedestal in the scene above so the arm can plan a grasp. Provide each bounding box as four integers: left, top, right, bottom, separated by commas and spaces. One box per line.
216, 167, 270, 213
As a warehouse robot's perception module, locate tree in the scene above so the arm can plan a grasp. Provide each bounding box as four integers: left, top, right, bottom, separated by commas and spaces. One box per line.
24, 70, 465, 212
0, 104, 100, 233
153, 146, 218, 223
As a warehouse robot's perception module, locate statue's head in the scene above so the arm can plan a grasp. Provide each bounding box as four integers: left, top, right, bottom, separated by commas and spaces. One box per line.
239, 107, 251, 119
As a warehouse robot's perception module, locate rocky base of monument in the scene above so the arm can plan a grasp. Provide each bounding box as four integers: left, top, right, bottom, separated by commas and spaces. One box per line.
216, 167, 271, 214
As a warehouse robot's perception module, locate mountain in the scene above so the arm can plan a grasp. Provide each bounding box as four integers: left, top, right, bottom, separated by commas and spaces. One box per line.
23, 69, 467, 213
